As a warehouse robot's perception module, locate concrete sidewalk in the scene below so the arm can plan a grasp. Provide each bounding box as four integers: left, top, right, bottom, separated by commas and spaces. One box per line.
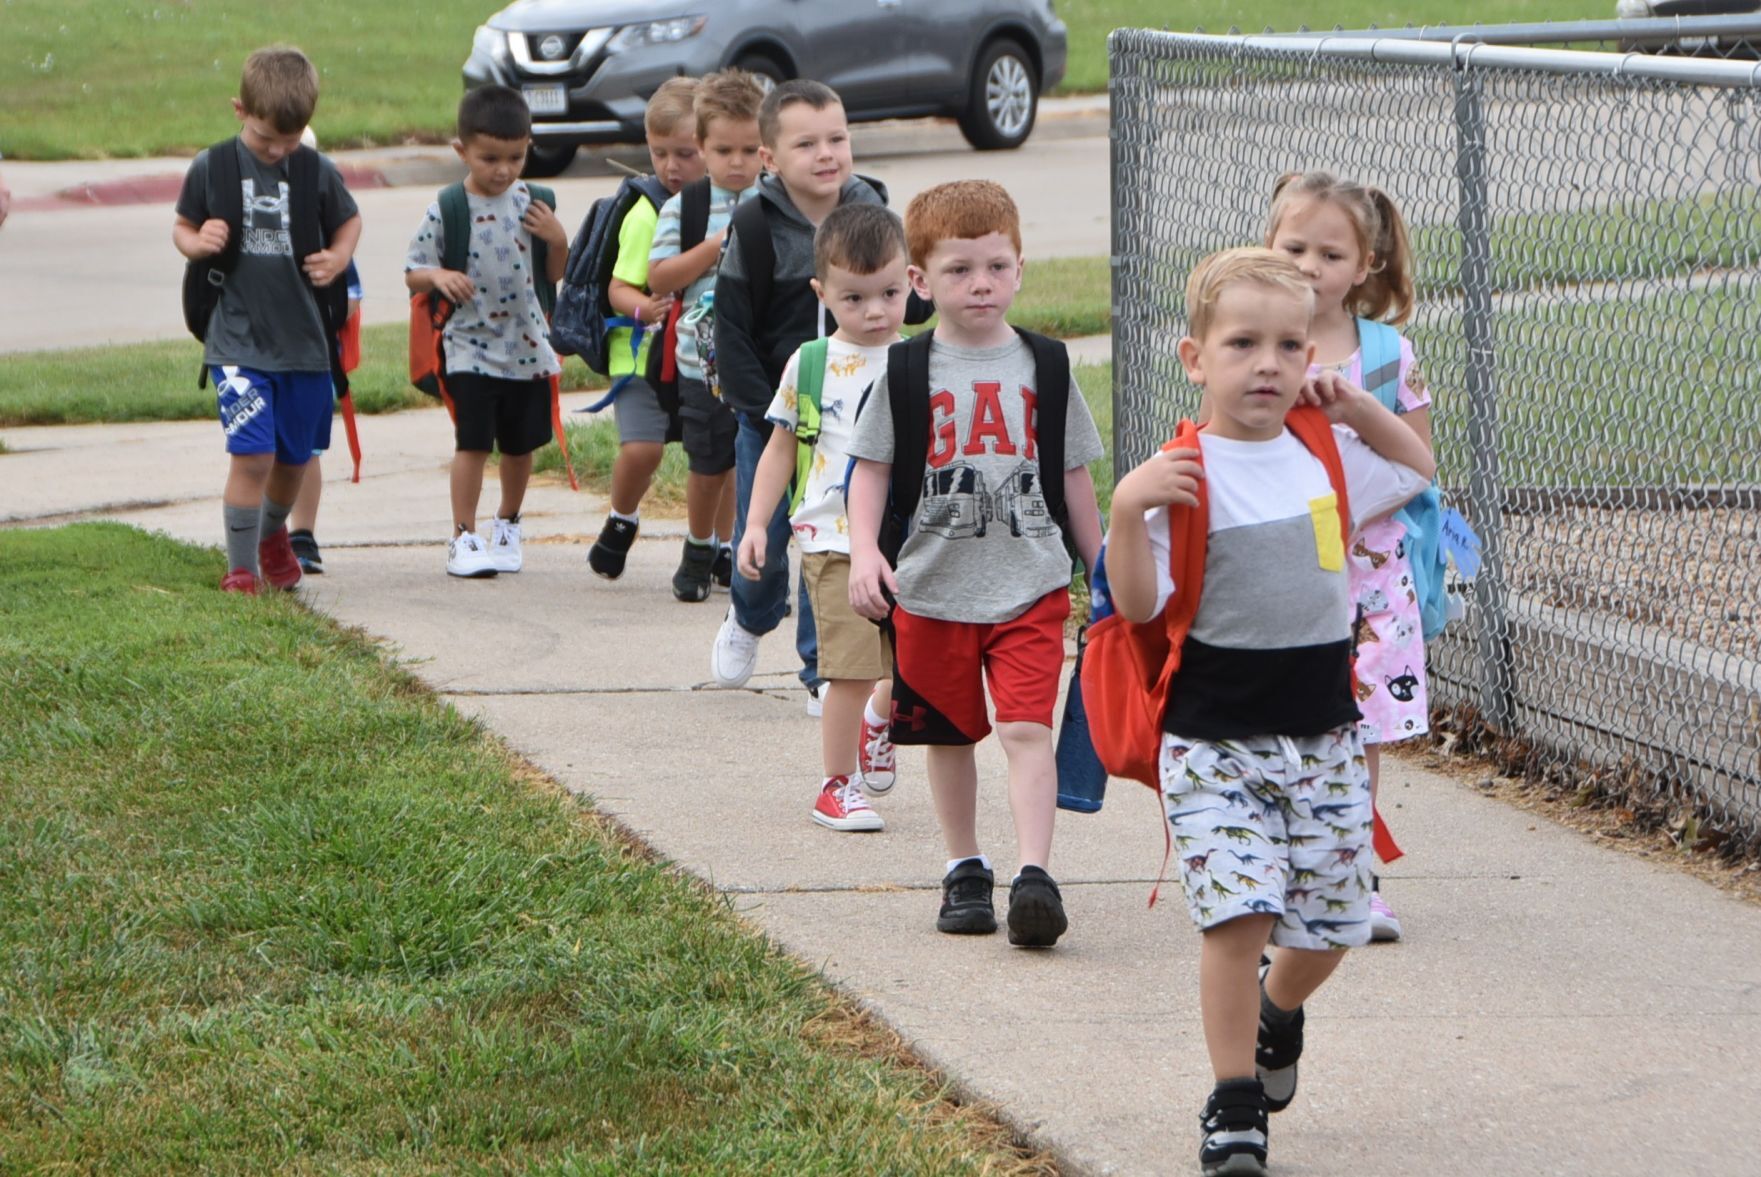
3, 406, 1758, 1176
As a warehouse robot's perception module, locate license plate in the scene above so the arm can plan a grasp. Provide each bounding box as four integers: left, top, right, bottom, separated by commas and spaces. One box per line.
522, 85, 567, 115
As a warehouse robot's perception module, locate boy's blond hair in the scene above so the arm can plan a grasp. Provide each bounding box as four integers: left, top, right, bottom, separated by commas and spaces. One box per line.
903, 180, 1021, 269
240, 46, 320, 134
694, 69, 764, 142
1185, 247, 1314, 341
644, 76, 700, 138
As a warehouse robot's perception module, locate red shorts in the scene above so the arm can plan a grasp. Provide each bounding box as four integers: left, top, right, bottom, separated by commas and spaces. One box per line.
889, 589, 1071, 745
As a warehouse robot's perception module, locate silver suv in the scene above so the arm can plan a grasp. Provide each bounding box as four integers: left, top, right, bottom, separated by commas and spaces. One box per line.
464, 0, 1068, 175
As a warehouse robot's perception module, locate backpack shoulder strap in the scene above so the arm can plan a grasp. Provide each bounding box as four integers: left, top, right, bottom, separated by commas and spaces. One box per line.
1017, 327, 1071, 532
1286, 405, 1352, 542
1356, 317, 1403, 410
887, 332, 935, 525
1162, 418, 1211, 639
632, 175, 671, 210
680, 177, 713, 252
790, 338, 831, 513
731, 196, 775, 320
439, 183, 471, 274
525, 182, 558, 317
206, 138, 245, 273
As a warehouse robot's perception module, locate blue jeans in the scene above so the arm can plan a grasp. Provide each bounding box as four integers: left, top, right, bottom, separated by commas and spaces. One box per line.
732, 412, 819, 687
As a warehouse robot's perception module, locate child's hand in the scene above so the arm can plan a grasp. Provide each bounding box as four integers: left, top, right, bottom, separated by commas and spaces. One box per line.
193, 218, 230, 257
848, 550, 899, 621
302, 247, 348, 287
522, 199, 567, 250
1114, 447, 1203, 513
638, 293, 674, 327
736, 530, 766, 581
432, 269, 477, 306
1300, 368, 1364, 424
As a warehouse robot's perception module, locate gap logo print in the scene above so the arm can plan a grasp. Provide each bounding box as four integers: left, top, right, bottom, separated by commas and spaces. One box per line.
918, 380, 1050, 542
240, 178, 294, 259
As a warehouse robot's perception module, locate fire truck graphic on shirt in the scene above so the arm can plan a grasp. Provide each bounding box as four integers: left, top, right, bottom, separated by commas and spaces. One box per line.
914, 379, 1056, 542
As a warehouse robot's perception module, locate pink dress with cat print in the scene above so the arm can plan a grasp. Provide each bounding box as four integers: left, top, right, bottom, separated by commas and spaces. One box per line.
1317, 334, 1432, 745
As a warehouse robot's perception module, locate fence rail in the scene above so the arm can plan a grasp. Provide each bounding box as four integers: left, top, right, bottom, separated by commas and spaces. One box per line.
1108, 21, 1761, 843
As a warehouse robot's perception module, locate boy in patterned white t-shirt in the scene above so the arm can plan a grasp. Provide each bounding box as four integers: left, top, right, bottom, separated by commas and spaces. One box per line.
736, 205, 908, 832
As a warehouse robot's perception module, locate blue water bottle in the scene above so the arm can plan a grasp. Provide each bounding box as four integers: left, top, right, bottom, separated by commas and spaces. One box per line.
1056, 626, 1109, 813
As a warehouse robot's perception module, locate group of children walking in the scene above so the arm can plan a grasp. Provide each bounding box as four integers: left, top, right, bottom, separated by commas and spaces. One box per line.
178, 44, 1443, 1177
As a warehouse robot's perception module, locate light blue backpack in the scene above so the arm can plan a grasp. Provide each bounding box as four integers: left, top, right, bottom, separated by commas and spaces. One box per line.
1357, 318, 1450, 641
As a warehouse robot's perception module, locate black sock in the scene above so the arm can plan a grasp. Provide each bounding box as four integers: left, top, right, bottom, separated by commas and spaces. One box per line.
1260, 984, 1300, 1028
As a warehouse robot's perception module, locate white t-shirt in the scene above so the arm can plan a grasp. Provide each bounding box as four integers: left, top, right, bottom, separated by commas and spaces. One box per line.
766, 336, 899, 555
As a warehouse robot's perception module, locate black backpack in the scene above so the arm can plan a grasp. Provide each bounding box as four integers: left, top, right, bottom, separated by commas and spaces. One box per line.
875, 328, 1072, 567
180, 139, 351, 395
564, 175, 712, 421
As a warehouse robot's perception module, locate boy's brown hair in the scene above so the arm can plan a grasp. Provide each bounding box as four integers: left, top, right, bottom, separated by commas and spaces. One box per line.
239, 46, 320, 134
645, 76, 700, 138
814, 205, 907, 280
757, 79, 842, 147
694, 69, 764, 142
903, 180, 1022, 269
1184, 247, 1314, 342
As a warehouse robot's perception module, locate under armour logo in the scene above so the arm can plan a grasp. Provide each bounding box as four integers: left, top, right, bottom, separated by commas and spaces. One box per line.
890, 704, 929, 733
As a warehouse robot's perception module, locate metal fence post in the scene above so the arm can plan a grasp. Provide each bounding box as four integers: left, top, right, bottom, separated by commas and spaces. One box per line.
1450, 55, 1517, 732
1109, 31, 1130, 480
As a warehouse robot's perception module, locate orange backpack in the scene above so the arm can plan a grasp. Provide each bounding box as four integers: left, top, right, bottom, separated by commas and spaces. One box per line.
1079, 409, 1400, 897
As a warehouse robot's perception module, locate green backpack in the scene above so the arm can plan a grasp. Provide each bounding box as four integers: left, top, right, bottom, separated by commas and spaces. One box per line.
789, 337, 833, 514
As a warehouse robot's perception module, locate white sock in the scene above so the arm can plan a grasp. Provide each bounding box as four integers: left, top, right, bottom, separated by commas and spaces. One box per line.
864, 698, 888, 727
687, 533, 713, 547
611, 508, 639, 524
946, 853, 991, 875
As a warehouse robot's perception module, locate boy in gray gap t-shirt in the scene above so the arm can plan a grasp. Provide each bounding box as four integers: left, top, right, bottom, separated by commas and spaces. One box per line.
847, 181, 1104, 951
173, 47, 361, 595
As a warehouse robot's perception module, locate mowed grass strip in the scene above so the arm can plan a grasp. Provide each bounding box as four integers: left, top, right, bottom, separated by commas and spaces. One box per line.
0, 523, 1052, 1175
0, 257, 1111, 429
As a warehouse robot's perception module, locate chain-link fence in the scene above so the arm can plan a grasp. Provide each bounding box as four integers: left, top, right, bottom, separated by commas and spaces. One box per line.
1110, 20, 1761, 845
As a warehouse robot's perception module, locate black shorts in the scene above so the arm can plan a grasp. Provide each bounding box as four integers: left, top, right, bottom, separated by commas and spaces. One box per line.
446, 370, 554, 456
678, 376, 736, 476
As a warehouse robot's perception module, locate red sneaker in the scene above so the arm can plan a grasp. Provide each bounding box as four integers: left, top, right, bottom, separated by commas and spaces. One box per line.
220, 568, 259, 595
811, 775, 885, 832
257, 527, 302, 591
858, 709, 897, 795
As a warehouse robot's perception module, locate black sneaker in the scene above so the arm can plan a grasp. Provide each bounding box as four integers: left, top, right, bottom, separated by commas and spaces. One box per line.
588, 516, 638, 579
289, 529, 323, 574
672, 539, 716, 602
936, 858, 997, 935
1199, 1078, 1269, 1176
1006, 865, 1068, 947
711, 544, 733, 590
1255, 967, 1304, 1113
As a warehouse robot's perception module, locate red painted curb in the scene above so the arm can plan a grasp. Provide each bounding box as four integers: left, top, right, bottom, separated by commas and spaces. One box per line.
15, 164, 388, 212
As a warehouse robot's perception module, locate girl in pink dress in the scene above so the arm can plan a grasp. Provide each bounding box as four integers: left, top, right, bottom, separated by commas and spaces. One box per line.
1265, 171, 1432, 941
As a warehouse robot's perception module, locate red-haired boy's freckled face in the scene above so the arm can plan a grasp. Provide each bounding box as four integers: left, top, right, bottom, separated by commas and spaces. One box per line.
761, 102, 852, 203
909, 233, 1023, 338
1179, 285, 1315, 442
1268, 197, 1370, 314
647, 126, 704, 194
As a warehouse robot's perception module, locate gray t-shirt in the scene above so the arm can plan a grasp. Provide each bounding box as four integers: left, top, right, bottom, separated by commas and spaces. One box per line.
846, 335, 1105, 623
404, 182, 560, 381
175, 139, 358, 373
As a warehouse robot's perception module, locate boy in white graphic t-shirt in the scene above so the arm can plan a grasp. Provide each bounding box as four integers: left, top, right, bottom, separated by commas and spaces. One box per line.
737, 205, 908, 833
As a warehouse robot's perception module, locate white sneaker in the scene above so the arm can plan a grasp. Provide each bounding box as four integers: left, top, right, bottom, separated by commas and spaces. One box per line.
488, 516, 523, 573
805, 681, 826, 717
447, 531, 498, 578
710, 607, 762, 687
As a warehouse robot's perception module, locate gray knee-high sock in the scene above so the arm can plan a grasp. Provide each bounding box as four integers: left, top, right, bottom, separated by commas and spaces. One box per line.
259, 496, 293, 537
224, 504, 260, 574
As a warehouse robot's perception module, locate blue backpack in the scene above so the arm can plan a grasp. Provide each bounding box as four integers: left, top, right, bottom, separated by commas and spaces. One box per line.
1358, 318, 1450, 641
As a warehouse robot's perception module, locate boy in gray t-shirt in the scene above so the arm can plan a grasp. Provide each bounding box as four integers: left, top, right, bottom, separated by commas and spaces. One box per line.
847, 181, 1104, 950
173, 47, 361, 594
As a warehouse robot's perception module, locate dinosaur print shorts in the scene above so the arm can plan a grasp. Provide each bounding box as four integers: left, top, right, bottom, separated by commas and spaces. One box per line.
1160, 727, 1373, 950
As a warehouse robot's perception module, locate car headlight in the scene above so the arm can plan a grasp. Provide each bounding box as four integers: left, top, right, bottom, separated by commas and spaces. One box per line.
473, 24, 511, 66
607, 16, 707, 54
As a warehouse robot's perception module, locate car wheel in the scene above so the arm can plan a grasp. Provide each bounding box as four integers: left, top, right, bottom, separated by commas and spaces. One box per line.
733, 53, 787, 95
522, 142, 577, 178
957, 39, 1038, 151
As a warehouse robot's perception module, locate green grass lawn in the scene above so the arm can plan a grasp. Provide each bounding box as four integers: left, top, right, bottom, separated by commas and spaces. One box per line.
1, 1, 1612, 159
0, 522, 1049, 1173
0, 257, 1110, 429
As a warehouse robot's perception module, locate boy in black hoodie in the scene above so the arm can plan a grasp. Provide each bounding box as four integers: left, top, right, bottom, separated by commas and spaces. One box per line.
710, 80, 928, 702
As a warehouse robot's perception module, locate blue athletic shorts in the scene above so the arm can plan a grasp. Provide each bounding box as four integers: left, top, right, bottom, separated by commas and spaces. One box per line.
210, 366, 333, 464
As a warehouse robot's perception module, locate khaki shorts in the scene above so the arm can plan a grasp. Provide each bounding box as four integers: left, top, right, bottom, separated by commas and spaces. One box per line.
802, 551, 893, 682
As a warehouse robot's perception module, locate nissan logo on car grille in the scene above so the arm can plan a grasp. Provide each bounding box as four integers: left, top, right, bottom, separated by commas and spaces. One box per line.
539, 34, 567, 60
